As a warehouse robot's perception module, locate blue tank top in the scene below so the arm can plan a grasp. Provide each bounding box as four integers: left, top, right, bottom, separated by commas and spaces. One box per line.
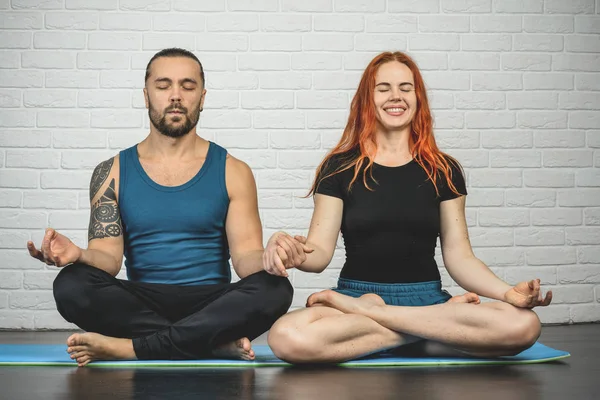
118, 142, 231, 286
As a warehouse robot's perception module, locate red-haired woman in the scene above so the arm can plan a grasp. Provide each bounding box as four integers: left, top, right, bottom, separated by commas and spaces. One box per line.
263, 51, 552, 364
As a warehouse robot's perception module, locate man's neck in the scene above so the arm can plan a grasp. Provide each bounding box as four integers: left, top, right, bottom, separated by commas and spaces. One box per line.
139, 129, 208, 161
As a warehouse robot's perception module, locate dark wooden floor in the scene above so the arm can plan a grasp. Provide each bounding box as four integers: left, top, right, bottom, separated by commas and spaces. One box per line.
0, 324, 598, 400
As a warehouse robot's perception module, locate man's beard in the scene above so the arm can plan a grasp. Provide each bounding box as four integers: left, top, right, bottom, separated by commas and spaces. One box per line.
148, 102, 201, 138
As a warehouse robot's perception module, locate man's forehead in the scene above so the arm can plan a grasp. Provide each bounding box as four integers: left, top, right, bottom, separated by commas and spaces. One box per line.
149, 57, 202, 79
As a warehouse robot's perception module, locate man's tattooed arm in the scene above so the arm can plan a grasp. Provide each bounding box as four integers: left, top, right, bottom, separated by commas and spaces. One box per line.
88, 159, 123, 242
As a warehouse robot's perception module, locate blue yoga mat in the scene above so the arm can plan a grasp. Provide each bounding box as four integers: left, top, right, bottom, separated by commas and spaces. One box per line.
0, 342, 569, 367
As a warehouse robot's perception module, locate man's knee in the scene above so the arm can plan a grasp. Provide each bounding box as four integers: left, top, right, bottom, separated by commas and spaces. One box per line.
244, 271, 294, 314
53, 263, 105, 321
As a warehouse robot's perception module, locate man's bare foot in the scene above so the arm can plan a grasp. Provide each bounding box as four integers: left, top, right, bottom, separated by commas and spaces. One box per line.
306, 290, 384, 315
66, 332, 136, 367
212, 338, 255, 361
448, 292, 481, 304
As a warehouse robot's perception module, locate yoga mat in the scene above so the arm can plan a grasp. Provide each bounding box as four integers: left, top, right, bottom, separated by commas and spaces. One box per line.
0, 342, 569, 367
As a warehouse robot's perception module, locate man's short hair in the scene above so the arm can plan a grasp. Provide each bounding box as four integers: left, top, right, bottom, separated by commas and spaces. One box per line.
144, 48, 205, 85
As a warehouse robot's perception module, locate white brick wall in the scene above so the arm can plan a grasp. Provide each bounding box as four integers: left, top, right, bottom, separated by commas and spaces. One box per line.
0, 0, 599, 329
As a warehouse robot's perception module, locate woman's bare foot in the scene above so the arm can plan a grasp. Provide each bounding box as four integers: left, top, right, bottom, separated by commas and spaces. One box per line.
307, 290, 385, 315
448, 292, 481, 304
212, 337, 255, 361
66, 332, 136, 367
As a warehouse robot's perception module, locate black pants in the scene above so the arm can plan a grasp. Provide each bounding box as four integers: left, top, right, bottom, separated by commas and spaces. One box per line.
53, 263, 293, 360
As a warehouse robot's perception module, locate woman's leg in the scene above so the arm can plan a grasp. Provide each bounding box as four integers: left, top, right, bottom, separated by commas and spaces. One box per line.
268, 295, 419, 363
308, 290, 541, 357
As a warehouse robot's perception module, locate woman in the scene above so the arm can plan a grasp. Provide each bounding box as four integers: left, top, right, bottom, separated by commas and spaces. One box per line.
263, 51, 552, 364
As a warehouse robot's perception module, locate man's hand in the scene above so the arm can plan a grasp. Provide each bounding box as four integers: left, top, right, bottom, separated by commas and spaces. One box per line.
27, 228, 82, 268
504, 279, 552, 309
263, 232, 313, 277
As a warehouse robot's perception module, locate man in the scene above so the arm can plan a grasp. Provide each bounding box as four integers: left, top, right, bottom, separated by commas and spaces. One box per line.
26, 48, 301, 366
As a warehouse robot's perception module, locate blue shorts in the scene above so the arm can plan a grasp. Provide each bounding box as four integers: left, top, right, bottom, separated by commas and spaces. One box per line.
332, 278, 452, 307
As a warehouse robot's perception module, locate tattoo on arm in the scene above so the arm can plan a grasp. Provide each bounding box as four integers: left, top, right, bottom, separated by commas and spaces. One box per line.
88, 178, 123, 241
90, 158, 114, 201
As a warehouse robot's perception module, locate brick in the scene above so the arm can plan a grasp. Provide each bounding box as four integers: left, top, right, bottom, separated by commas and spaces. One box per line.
195, 34, 248, 51
531, 209, 582, 226
0, 229, 28, 248
207, 72, 258, 90
503, 54, 551, 71
37, 110, 89, 128
436, 131, 480, 149
470, 170, 522, 187
292, 54, 341, 71
576, 74, 600, 90
481, 130, 532, 148
472, 16, 521, 33
41, 171, 90, 189
144, 33, 195, 50
343, 52, 380, 71
53, 130, 106, 149
571, 304, 600, 323
554, 54, 600, 72
524, 16, 574, 33
0, 51, 19, 68
239, 54, 290, 71
48, 211, 89, 230
206, 14, 258, 32
262, 210, 312, 229
241, 91, 294, 109
0, 310, 34, 329
23, 191, 78, 210
334, 0, 384, 12
527, 247, 576, 265
172, 0, 224, 11
579, 247, 600, 264
0, 89, 20, 107
466, 112, 515, 129
365, 15, 416, 33
575, 16, 600, 33
565, 35, 600, 53
270, 131, 321, 149
420, 16, 469, 33
281, 0, 332, 12
256, 170, 312, 189
558, 189, 600, 207
566, 227, 600, 245
13, 0, 62, 9
100, 71, 143, 89
296, 91, 348, 110
0, 210, 46, 228
491, 151, 541, 168
6, 150, 59, 169
576, 169, 600, 186
261, 14, 311, 32
429, 91, 454, 110
508, 92, 558, 110
442, 0, 491, 12
476, 248, 525, 266
215, 131, 268, 149
479, 209, 529, 227
524, 170, 574, 187
544, 150, 594, 167
461, 34, 511, 51
0, 110, 34, 127
10, 291, 55, 310
468, 228, 514, 247
388, 0, 439, 13
443, 149, 489, 167
88, 32, 141, 50
202, 91, 239, 110
518, 111, 568, 129
495, 0, 543, 13
472, 73, 522, 91
307, 110, 348, 129
119, 0, 170, 11
0, 31, 31, 49
199, 54, 236, 72
313, 72, 361, 90
66, 0, 118, 10
588, 131, 600, 147
252, 111, 305, 129
505, 266, 557, 285
303, 34, 351, 52
545, 0, 595, 14
515, 228, 564, 246
422, 72, 470, 90
45, 11, 98, 30
523, 73, 573, 90
227, 150, 276, 170
22, 51, 76, 69
534, 131, 586, 148
0, 11, 42, 29
23, 271, 57, 290
560, 93, 600, 110
258, 72, 311, 90
61, 150, 117, 169
450, 53, 499, 70
314, 15, 364, 32
76, 52, 129, 69
108, 130, 146, 149
198, 110, 252, 129
46, 71, 98, 88
513, 34, 563, 52
409, 53, 448, 70
409, 34, 460, 51
24, 90, 76, 108
465, 189, 504, 207
33, 31, 86, 49
278, 151, 327, 169
558, 266, 600, 284
152, 14, 205, 32
0, 191, 22, 207
571, 111, 600, 129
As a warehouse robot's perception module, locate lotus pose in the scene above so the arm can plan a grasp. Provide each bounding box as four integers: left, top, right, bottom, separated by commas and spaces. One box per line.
264, 51, 552, 364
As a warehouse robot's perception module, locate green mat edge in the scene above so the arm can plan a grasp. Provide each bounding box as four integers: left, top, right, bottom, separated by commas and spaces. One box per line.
0, 353, 570, 368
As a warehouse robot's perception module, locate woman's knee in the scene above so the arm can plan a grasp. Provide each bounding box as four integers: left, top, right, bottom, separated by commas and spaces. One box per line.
268, 318, 318, 363
502, 307, 541, 354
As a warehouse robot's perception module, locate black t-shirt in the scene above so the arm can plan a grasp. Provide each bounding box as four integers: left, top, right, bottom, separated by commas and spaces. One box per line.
316, 152, 467, 284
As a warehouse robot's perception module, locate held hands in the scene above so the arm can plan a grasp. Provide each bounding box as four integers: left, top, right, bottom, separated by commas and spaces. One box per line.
27, 228, 82, 268
263, 231, 313, 277
503, 279, 552, 309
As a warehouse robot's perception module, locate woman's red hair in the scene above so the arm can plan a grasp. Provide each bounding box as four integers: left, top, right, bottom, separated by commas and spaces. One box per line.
309, 51, 461, 197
